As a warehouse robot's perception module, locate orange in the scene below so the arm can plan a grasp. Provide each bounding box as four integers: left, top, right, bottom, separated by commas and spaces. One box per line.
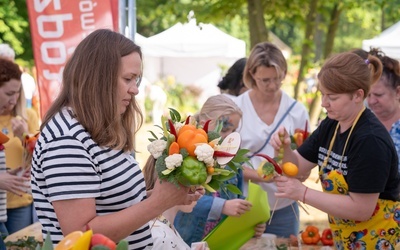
282, 162, 299, 177
55, 231, 83, 250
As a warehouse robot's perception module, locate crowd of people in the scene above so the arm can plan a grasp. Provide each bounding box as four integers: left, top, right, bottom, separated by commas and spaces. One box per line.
0, 27, 399, 250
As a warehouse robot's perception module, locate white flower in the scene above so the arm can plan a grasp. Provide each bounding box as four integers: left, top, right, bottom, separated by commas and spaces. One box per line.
165, 154, 183, 170
195, 143, 214, 166
174, 122, 183, 134
147, 140, 167, 159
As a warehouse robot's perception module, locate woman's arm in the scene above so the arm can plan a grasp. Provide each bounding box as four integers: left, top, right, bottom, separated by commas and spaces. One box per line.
53, 180, 201, 242
243, 167, 271, 183
275, 176, 378, 221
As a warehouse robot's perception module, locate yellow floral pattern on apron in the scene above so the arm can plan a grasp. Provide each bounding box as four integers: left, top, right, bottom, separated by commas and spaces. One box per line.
318, 107, 400, 249
320, 168, 400, 249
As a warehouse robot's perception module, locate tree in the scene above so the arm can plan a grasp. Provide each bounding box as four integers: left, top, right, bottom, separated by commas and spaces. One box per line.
308, 1, 344, 127
294, 0, 318, 100
0, 0, 32, 64
247, 0, 269, 48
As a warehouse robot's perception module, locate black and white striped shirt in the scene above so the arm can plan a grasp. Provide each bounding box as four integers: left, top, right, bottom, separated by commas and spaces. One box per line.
31, 108, 152, 249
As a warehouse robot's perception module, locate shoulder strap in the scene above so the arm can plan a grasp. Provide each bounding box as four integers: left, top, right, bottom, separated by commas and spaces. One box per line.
249, 101, 297, 158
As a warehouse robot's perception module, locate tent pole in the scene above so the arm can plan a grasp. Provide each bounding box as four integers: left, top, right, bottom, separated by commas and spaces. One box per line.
128, 0, 137, 41
118, 0, 126, 34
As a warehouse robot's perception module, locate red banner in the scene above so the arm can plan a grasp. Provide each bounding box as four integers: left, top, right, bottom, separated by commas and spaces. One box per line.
27, 0, 119, 118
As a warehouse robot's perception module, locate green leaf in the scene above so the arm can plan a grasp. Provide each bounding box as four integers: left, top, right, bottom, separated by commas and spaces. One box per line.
213, 172, 236, 182
169, 107, 181, 122
225, 184, 242, 195
154, 125, 163, 131
231, 149, 250, 163
226, 161, 238, 172
42, 232, 54, 250
207, 178, 221, 191
116, 240, 129, 250
147, 130, 159, 141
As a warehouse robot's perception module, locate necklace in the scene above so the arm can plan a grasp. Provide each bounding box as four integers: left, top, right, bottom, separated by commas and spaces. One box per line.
0, 119, 10, 135
1, 128, 8, 135
322, 106, 366, 169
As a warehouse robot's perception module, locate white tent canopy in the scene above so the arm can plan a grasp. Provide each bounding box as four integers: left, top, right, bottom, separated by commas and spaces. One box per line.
145, 20, 245, 58
136, 19, 246, 104
362, 21, 400, 60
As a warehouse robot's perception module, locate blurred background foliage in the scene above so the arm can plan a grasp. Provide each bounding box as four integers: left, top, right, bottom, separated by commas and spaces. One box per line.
2, 0, 398, 65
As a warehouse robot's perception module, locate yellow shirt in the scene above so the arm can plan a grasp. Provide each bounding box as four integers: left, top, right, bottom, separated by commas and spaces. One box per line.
0, 109, 39, 209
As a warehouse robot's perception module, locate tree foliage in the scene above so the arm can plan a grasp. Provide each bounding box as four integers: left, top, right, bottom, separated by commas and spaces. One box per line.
0, 0, 32, 64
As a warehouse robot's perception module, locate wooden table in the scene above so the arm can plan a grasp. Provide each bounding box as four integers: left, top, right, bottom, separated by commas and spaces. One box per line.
240, 237, 333, 250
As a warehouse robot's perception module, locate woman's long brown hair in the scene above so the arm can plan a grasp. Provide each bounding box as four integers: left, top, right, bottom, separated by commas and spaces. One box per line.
41, 29, 143, 152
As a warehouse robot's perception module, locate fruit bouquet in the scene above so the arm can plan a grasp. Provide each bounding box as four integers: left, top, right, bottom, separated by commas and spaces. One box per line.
147, 108, 249, 193
21, 132, 39, 168
257, 121, 309, 181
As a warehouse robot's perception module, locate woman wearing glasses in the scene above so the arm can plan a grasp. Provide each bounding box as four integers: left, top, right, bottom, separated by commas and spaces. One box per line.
234, 42, 310, 238
31, 29, 201, 249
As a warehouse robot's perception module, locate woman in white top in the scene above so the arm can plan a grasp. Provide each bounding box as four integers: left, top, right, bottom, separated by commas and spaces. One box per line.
234, 42, 310, 238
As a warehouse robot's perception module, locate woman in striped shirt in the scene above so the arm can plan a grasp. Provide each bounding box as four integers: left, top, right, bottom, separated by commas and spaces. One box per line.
31, 29, 200, 250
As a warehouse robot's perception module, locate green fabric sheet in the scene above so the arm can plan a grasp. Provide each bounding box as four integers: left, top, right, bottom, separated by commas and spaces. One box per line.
203, 181, 270, 250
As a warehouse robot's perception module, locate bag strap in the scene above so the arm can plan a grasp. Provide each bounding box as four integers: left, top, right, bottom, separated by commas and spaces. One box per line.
249, 101, 297, 158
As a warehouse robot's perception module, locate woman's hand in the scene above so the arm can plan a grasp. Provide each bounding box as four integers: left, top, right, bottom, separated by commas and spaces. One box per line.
253, 223, 266, 238
274, 175, 306, 202
0, 171, 30, 195
11, 116, 28, 139
11, 166, 31, 178
151, 179, 202, 209
222, 199, 252, 217
270, 126, 291, 151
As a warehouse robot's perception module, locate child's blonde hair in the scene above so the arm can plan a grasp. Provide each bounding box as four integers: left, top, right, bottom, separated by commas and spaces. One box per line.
195, 94, 242, 128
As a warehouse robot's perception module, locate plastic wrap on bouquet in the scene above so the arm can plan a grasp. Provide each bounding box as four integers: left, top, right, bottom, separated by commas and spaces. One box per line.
203, 181, 270, 250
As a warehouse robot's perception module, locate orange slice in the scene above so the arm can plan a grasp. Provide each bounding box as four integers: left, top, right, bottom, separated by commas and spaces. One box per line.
55, 231, 83, 250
